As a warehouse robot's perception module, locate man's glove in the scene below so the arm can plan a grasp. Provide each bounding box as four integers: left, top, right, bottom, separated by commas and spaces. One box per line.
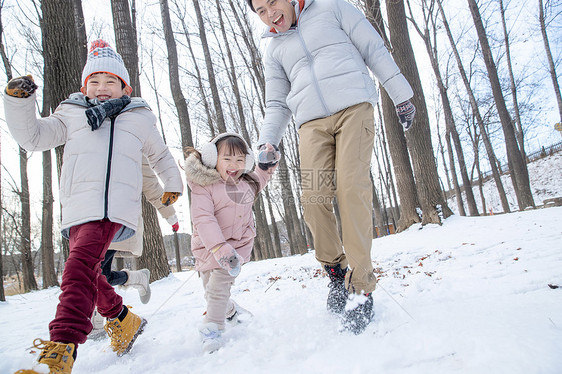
212, 243, 243, 277
395, 100, 416, 131
257, 143, 281, 171
85, 95, 131, 131
172, 222, 179, 232
161, 192, 180, 206
5, 75, 38, 98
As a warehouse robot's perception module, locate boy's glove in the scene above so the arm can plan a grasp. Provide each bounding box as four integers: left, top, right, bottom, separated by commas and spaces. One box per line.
395, 100, 416, 131
212, 244, 243, 277
5, 75, 38, 98
257, 143, 281, 171
85, 95, 131, 131
161, 192, 180, 206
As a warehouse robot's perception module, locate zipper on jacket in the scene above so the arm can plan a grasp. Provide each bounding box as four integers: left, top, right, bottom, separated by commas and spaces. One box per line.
104, 117, 116, 218
296, 25, 330, 117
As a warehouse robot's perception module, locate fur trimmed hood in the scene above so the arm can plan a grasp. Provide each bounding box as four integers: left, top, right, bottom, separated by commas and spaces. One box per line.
184, 151, 221, 187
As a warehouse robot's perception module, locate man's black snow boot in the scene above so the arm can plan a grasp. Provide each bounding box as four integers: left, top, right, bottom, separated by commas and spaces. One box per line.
325, 264, 348, 314
342, 293, 374, 334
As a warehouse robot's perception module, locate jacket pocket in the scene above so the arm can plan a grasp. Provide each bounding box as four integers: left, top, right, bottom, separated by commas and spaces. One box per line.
60, 154, 77, 199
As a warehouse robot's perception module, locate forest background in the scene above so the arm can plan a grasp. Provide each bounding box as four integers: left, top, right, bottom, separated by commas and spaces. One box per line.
0, 0, 560, 298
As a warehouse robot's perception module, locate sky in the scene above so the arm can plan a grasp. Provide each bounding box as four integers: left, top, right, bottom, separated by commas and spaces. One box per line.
1, 151, 561, 373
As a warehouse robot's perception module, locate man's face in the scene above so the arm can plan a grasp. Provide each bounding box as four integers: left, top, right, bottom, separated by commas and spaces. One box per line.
252, 0, 296, 33
80, 73, 132, 101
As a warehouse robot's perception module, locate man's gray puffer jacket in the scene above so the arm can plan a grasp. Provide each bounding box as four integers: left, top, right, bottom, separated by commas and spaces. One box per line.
258, 0, 413, 146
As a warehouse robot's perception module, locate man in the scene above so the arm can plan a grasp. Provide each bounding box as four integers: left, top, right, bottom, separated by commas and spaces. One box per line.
248, 0, 415, 334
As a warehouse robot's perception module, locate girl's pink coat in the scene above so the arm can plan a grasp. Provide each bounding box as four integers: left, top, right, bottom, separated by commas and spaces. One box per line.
184, 153, 272, 272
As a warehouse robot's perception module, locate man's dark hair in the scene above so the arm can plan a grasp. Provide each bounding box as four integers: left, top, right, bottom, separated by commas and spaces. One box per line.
246, 0, 255, 12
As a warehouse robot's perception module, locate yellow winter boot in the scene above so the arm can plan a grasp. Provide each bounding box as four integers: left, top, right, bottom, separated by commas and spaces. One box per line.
104, 305, 147, 356
14, 339, 76, 374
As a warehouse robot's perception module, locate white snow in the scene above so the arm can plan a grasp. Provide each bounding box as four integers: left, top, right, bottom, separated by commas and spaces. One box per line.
1, 154, 562, 374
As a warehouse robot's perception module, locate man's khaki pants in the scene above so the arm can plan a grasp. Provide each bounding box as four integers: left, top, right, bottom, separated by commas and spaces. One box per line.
298, 102, 377, 294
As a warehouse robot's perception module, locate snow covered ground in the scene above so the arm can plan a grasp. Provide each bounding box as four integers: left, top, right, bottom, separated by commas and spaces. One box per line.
1, 153, 561, 374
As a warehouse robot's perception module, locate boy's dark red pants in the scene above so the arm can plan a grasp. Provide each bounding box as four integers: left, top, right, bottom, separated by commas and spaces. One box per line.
49, 219, 124, 345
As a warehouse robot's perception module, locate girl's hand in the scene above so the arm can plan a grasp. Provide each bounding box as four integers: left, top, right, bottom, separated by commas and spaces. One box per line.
212, 244, 243, 277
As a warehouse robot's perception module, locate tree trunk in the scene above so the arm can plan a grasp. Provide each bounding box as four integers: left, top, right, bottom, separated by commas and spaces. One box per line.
111, 0, 170, 279
41, 148, 58, 288
228, 0, 266, 95
173, 0, 215, 137
42, 0, 85, 262
370, 171, 386, 237
277, 143, 308, 255
192, 0, 226, 133
111, 0, 140, 93
467, 0, 534, 211
437, 0, 511, 213
38, 64, 58, 288
363, 0, 420, 231
386, 0, 453, 224
407, 0, 478, 216
499, 0, 525, 161
264, 188, 282, 258
138, 196, 170, 281
19, 147, 37, 292
71, 0, 88, 66
159, 0, 193, 151
539, 0, 562, 123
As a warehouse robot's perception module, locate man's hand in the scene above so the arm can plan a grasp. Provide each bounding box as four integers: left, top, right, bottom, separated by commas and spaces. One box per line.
172, 222, 179, 232
257, 143, 281, 171
5, 75, 38, 98
395, 100, 416, 131
161, 192, 180, 206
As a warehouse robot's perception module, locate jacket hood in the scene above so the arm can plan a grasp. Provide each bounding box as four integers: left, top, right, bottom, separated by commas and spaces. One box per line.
184, 151, 221, 187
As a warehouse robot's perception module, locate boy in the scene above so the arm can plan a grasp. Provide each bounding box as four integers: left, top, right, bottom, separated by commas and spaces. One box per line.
5, 39, 183, 373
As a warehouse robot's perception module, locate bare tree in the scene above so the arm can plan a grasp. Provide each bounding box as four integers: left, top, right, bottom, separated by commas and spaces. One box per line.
539, 0, 562, 122
499, 0, 525, 160
41, 0, 85, 262
437, 0, 511, 213
467, 0, 534, 210
363, 0, 421, 231
159, 0, 193, 152
385, 0, 453, 224
173, 0, 214, 137
40, 77, 58, 288
1, 5, 38, 292
192, 0, 226, 133
406, 0, 479, 216
111, 0, 171, 280
17, 146, 36, 292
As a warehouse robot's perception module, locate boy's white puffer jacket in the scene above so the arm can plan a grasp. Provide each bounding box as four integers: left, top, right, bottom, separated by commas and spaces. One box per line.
258, 0, 414, 146
3, 92, 183, 241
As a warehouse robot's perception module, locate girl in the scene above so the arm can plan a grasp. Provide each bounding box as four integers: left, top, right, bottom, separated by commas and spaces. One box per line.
184, 133, 278, 353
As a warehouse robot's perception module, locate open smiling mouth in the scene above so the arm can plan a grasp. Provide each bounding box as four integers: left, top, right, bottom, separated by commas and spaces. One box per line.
273, 14, 283, 25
